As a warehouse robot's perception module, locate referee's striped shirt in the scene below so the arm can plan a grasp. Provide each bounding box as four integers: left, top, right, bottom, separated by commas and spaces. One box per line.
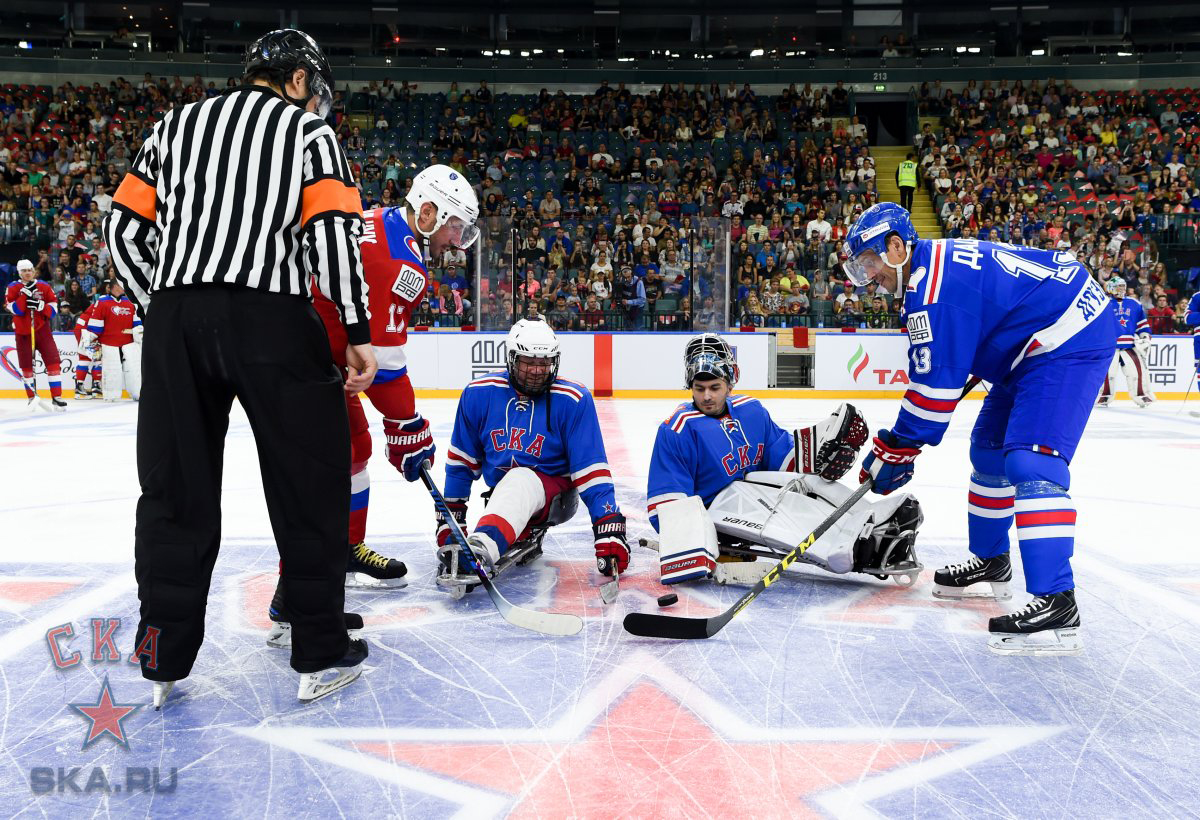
102, 84, 371, 344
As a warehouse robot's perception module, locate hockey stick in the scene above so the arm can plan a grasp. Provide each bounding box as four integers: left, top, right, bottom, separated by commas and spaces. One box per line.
599, 563, 620, 605
622, 480, 873, 640
419, 465, 583, 637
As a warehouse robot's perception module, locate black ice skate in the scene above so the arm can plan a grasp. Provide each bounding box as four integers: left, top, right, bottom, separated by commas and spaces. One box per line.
265, 578, 364, 648
346, 542, 408, 589
987, 590, 1082, 656
50, 396, 68, 411
74, 380, 91, 400
932, 552, 1012, 601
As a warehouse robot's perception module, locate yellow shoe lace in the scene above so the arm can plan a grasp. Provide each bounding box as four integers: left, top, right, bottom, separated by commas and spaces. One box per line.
352, 542, 390, 570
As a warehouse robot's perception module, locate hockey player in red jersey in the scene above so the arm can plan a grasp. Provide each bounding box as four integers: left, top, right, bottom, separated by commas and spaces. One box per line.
313, 164, 480, 589
72, 301, 102, 400
4, 259, 67, 411
80, 279, 141, 401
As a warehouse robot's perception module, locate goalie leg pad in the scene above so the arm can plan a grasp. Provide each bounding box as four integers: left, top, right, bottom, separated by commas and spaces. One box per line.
121, 341, 141, 400
657, 496, 719, 584
100, 344, 124, 400
1118, 348, 1154, 405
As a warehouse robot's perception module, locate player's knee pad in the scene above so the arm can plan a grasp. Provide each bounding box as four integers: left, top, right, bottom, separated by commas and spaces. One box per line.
543, 488, 579, 527
1004, 449, 1070, 495
657, 496, 718, 584
969, 443, 1007, 478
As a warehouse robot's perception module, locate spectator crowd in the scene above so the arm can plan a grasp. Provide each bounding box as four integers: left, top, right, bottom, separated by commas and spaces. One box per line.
1, 72, 1198, 334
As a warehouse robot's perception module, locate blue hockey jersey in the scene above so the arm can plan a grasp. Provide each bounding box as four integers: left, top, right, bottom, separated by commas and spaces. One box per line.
1108, 295, 1149, 349
894, 238, 1115, 446
444, 371, 618, 524
1186, 292, 1200, 361
646, 395, 795, 531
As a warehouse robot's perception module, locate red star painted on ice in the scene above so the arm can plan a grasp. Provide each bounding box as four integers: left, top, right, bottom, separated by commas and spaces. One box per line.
238, 652, 1061, 818
356, 681, 945, 818
68, 675, 142, 750
0, 577, 82, 612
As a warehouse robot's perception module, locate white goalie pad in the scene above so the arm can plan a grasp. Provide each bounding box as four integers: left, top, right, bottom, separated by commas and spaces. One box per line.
707, 471, 919, 576
657, 496, 719, 584
100, 343, 141, 401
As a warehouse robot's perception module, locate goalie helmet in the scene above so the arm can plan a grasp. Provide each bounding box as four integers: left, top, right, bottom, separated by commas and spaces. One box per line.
406, 164, 481, 249
506, 319, 560, 396
1105, 276, 1127, 298
684, 333, 739, 387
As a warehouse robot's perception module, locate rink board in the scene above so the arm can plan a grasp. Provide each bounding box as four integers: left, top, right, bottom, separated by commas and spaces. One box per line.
2, 331, 1194, 400
0, 395, 1197, 817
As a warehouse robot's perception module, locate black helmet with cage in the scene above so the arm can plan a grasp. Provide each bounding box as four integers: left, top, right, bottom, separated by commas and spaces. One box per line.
243, 29, 334, 119
684, 333, 740, 387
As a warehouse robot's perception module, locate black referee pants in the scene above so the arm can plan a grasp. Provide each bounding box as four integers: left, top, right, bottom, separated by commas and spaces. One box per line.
899, 186, 915, 212
132, 285, 351, 678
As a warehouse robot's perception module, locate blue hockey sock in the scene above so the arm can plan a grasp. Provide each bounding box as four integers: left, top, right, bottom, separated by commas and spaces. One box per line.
967, 445, 1013, 559
1006, 449, 1075, 596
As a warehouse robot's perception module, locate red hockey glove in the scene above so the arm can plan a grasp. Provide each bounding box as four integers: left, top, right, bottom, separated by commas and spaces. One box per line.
593, 512, 630, 577
859, 429, 923, 495
434, 498, 468, 548
383, 414, 435, 482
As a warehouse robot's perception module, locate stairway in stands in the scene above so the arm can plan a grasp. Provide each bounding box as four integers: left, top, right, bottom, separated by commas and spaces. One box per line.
871, 145, 944, 239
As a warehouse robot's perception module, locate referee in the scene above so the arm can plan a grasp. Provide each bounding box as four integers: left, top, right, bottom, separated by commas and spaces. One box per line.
103, 29, 377, 705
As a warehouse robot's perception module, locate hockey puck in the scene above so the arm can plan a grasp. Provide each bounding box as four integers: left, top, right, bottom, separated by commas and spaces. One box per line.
657, 593, 679, 607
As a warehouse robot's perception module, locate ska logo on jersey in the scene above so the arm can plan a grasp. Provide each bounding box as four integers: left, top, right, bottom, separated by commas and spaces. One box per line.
490, 427, 547, 458
391, 263, 426, 302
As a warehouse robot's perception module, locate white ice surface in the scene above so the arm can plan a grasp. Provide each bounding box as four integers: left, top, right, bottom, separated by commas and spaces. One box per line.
0, 395, 1198, 818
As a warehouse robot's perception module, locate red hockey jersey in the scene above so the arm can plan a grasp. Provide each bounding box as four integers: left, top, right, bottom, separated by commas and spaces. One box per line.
4, 280, 57, 335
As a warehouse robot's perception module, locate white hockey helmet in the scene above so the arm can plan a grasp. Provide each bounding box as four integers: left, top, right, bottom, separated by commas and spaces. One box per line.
505, 319, 560, 396
406, 164, 481, 249
1104, 276, 1127, 298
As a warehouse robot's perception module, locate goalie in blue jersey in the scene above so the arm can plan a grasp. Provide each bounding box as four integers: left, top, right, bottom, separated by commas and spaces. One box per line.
845, 203, 1117, 656
646, 334, 924, 590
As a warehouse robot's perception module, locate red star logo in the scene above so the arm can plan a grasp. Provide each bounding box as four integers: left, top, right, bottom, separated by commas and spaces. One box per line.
0, 576, 83, 612
238, 653, 1060, 816
68, 675, 142, 750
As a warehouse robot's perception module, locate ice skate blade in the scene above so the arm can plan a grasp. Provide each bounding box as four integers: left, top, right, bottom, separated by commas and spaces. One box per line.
152, 681, 175, 710
435, 576, 474, 600
298, 665, 362, 703
932, 580, 1012, 601
987, 628, 1083, 657
345, 572, 408, 589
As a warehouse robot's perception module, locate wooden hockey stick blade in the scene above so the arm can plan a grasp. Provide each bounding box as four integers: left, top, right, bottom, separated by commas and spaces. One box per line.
621, 481, 873, 640
420, 466, 582, 636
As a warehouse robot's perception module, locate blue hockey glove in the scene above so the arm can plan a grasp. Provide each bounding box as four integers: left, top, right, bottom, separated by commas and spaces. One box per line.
859, 429, 923, 495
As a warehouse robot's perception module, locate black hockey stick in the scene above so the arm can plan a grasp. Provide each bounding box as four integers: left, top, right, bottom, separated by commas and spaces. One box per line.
622, 480, 873, 640
419, 465, 583, 636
